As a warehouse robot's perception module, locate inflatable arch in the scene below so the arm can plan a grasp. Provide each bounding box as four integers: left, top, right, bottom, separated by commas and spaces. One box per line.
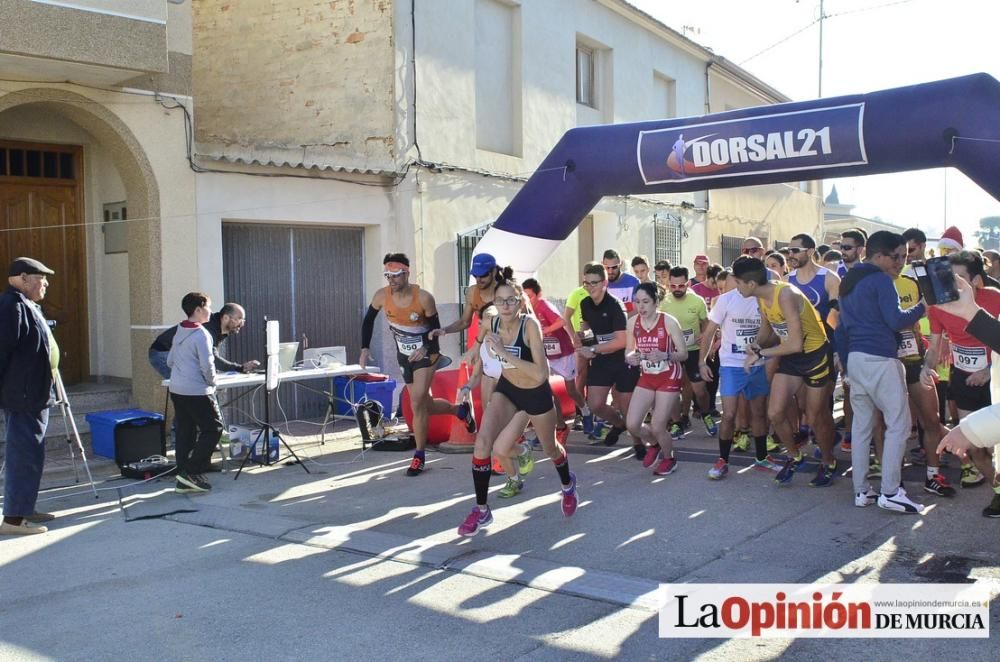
473, 73, 1000, 273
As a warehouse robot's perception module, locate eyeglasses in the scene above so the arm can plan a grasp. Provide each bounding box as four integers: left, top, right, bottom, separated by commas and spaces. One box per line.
582, 279, 603, 287
880, 253, 904, 262
496, 297, 520, 307
787, 247, 807, 254
742, 247, 763, 255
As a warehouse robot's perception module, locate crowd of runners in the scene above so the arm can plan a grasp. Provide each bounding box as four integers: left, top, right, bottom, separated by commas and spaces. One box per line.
359, 225, 1000, 537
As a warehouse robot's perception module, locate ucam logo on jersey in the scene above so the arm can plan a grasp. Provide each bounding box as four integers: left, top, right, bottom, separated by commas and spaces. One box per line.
637, 104, 868, 185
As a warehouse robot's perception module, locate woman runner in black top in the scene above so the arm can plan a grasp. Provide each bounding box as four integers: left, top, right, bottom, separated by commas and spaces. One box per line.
457, 281, 580, 536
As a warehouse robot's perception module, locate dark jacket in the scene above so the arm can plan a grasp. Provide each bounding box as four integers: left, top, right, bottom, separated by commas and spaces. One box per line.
149, 312, 244, 373
0, 286, 55, 412
836, 263, 926, 368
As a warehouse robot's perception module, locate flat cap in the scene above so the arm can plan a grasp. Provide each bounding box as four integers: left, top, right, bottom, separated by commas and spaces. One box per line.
8, 257, 55, 277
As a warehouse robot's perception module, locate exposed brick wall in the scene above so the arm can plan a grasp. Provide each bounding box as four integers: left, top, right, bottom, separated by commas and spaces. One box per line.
193, 0, 396, 168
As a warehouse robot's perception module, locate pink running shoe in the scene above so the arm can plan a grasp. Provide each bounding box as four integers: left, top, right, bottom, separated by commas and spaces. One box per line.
654, 457, 678, 476
457, 506, 493, 537
561, 472, 578, 517
642, 445, 660, 468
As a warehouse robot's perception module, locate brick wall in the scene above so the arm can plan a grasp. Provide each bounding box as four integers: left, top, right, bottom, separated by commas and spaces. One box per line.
193, 0, 396, 169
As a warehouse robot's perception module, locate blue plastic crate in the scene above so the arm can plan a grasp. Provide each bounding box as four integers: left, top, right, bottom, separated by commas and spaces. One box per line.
333, 377, 395, 417
85, 409, 164, 461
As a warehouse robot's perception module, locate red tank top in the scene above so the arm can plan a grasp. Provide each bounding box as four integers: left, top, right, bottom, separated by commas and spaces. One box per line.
633, 313, 682, 376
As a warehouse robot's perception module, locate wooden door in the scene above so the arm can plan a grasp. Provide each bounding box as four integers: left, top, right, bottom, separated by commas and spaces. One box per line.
0, 142, 87, 384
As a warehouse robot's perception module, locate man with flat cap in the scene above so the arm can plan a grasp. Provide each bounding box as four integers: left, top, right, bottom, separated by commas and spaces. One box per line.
0, 257, 58, 535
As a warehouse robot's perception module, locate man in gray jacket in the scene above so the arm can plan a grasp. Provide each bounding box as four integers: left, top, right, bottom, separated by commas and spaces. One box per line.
167, 292, 224, 494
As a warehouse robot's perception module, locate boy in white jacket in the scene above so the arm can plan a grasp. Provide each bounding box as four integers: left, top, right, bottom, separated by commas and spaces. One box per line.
167, 292, 222, 494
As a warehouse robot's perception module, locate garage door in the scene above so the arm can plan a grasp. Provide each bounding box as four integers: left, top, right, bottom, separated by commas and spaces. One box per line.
222, 223, 365, 421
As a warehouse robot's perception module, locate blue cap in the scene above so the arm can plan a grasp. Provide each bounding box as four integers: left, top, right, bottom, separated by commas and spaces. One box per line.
469, 253, 497, 277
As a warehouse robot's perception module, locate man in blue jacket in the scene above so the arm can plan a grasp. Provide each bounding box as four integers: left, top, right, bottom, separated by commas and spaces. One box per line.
0, 257, 57, 535
837, 232, 927, 514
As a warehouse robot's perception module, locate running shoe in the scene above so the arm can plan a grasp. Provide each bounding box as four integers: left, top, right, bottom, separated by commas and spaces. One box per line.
809, 462, 836, 487
457, 506, 493, 536
587, 422, 608, 444
961, 465, 985, 487
455, 402, 477, 434
632, 442, 647, 462
176, 472, 211, 494
841, 434, 852, 453
603, 425, 625, 447
878, 487, 925, 514
642, 445, 660, 468
491, 456, 505, 476
582, 409, 594, 435
923, 473, 956, 497
766, 434, 780, 453
866, 458, 882, 479
702, 413, 719, 437
556, 426, 570, 446
707, 458, 729, 480
406, 455, 425, 477
754, 456, 781, 472
732, 431, 750, 452
653, 457, 678, 476
561, 473, 578, 517
774, 457, 796, 485
517, 447, 535, 476
670, 423, 682, 441
498, 477, 524, 498
854, 487, 878, 508
982, 493, 1000, 518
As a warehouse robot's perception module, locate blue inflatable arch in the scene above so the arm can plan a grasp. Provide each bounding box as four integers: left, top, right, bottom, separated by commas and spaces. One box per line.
473, 73, 1000, 273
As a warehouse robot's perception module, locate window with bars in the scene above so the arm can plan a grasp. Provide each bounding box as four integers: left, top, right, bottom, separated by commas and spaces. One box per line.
0, 145, 75, 180
720, 234, 744, 269
654, 213, 682, 266
456, 222, 494, 351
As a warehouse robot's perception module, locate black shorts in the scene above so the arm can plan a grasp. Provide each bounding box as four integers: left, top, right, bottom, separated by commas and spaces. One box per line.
776, 343, 832, 388
495, 377, 554, 416
903, 361, 923, 386
397, 352, 439, 385
949, 368, 992, 413
587, 358, 640, 393
683, 349, 703, 383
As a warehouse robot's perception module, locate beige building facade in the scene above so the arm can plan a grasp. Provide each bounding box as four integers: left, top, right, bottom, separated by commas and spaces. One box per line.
0, 0, 194, 408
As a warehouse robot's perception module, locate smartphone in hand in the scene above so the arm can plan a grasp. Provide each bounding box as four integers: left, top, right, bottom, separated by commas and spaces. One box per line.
912, 257, 960, 305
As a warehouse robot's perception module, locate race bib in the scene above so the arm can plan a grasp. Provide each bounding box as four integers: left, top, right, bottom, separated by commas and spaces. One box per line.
596, 333, 615, 344
395, 333, 423, 357
772, 322, 789, 338
952, 345, 989, 372
731, 331, 757, 354
641, 358, 666, 374
543, 336, 562, 358
682, 329, 695, 347
896, 330, 920, 359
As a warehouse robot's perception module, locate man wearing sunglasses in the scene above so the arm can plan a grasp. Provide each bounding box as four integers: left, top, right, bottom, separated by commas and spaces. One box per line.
838, 229, 867, 278
603, 249, 641, 315
787, 234, 841, 329
359, 253, 474, 477
741, 237, 782, 282
837, 231, 928, 513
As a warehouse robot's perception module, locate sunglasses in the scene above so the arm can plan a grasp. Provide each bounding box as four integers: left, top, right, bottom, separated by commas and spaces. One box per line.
880, 252, 904, 262
787, 247, 807, 254
840, 244, 858, 251
384, 271, 407, 279
605, 264, 621, 271
742, 247, 763, 255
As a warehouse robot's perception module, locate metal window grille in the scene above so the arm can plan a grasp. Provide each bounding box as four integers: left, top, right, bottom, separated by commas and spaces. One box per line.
654, 213, 682, 266
456, 222, 493, 352
720, 234, 744, 269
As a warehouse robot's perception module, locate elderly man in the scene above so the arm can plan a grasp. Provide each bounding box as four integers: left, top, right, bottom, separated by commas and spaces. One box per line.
149, 302, 259, 379
1, 257, 58, 535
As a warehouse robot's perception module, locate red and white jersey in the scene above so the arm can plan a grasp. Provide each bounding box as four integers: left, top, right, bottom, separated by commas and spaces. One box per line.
633, 313, 683, 377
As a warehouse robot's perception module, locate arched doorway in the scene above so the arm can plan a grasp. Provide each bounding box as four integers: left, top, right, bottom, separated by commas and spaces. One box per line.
0, 88, 161, 402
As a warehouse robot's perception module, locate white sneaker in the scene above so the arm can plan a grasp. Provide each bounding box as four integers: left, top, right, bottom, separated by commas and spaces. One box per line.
0, 519, 47, 535
854, 487, 878, 507
877, 486, 924, 514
